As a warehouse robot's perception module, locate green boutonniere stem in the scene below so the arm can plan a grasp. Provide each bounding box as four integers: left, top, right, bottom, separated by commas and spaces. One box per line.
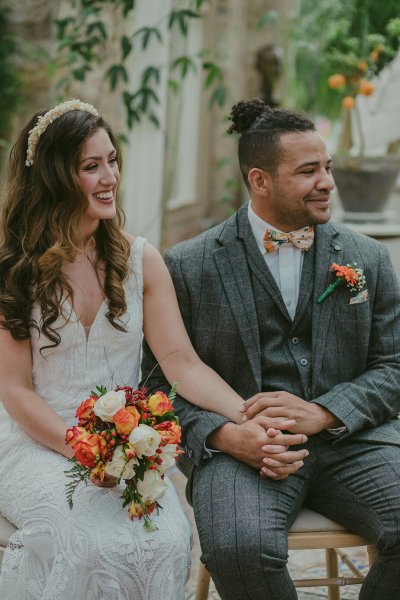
317, 279, 342, 303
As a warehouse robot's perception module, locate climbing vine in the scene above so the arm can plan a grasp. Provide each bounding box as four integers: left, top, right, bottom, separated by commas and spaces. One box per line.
55, 0, 228, 132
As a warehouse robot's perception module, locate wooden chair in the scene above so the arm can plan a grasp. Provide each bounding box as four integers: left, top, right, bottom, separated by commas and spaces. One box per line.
195, 507, 376, 600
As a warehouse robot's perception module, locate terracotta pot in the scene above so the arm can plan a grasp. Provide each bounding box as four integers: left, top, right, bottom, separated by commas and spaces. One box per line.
333, 155, 400, 221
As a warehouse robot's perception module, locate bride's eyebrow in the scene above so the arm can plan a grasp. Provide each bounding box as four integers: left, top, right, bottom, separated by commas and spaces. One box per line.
80, 150, 116, 164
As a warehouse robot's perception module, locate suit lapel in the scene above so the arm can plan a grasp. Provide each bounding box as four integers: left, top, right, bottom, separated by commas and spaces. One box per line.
213, 207, 262, 389
311, 222, 343, 391
292, 243, 315, 327
244, 229, 292, 321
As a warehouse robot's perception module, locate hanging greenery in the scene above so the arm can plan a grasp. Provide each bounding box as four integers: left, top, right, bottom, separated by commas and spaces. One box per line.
54, 0, 228, 132
0, 7, 23, 152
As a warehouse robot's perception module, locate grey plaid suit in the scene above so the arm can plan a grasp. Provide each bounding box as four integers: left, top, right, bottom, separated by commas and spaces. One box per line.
141, 205, 400, 599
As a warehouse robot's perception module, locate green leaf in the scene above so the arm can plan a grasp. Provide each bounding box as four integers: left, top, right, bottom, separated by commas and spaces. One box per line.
105, 64, 128, 90
121, 35, 132, 60
55, 17, 75, 39
64, 461, 90, 510
117, 133, 130, 145
72, 66, 90, 81
203, 61, 223, 88
256, 10, 279, 31
208, 84, 228, 108
168, 382, 178, 403
171, 55, 197, 78
87, 21, 108, 40
133, 27, 162, 50
142, 66, 160, 86
168, 10, 200, 36
148, 112, 160, 128
168, 79, 180, 94
127, 108, 141, 129
121, 0, 135, 18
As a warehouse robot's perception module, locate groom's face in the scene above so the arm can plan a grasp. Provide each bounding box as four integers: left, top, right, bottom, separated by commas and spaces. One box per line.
261, 131, 335, 232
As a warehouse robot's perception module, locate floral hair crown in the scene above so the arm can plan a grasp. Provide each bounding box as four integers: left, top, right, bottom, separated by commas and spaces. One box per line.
25, 99, 99, 167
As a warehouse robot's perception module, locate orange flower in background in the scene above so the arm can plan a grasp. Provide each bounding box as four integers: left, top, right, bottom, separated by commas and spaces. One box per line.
342, 96, 356, 110
358, 79, 374, 96
73, 433, 107, 468
75, 395, 97, 425
147, 392, 174, 416
113, 407, 140, 435
328, 73, 346, 89
154, 420, 182, 445
357, 60, 368, 72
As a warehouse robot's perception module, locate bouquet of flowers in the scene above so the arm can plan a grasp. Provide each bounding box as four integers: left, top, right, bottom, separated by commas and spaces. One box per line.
65, 384, 182, 531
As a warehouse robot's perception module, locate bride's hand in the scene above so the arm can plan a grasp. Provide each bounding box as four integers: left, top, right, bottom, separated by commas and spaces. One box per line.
90, 471, 118, 488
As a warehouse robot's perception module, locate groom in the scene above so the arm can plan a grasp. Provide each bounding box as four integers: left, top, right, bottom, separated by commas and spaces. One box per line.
141, 99, 400, 599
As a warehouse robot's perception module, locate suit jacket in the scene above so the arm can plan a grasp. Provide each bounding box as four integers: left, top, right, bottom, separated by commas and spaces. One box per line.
141, 205, 400, 469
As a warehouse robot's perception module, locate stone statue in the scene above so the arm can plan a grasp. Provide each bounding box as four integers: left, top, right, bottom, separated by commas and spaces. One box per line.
255, 44, 284, 108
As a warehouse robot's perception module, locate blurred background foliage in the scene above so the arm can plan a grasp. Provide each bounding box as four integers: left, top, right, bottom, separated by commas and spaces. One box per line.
289, 0, 400, 121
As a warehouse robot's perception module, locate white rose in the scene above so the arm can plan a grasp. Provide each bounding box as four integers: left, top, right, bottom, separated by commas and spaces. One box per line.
105, 446, 138, 480
157, 444, 178, 474
93, 390, 126, 422
137, 470, 168, 501
128, 424, 161, 457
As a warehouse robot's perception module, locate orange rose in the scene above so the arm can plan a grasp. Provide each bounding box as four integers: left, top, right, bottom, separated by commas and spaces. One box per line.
113, 407, 140, 435
75, 395, 96, 424
342, 96, 356, 110
65, 426, 90, 448
73, 433, 107, 468
358, 79, 374, 96
328, 73, 346, 89
154, 420, 182, 445
147, 392, 174, 416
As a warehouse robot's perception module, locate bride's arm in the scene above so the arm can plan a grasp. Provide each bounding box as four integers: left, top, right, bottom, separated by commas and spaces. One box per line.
0, 328, 73, 458
142, 244, 244, 424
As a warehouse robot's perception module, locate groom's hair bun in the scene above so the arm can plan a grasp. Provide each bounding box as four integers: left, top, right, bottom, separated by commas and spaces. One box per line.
226, 97, 316, 187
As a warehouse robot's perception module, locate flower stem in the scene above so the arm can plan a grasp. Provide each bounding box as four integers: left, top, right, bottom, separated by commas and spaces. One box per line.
317, 278, 342, 303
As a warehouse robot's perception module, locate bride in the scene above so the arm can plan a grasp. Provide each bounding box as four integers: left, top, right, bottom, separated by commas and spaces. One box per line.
0, 99, 246, 599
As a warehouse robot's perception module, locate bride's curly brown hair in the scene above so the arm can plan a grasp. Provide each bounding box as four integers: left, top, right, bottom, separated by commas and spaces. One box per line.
0, 105, 131, 348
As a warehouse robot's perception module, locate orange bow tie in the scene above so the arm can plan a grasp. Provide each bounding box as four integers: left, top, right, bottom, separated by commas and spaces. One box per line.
263, 226, 314, 253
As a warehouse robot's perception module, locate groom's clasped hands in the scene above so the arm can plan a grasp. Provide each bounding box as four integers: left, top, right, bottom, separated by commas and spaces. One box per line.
233, 390, 342, 480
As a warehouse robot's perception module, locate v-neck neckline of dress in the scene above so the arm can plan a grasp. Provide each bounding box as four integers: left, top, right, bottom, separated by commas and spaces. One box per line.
63, 296, 106, 340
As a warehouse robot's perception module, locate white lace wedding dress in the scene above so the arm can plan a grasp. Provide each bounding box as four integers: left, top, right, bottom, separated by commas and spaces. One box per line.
0, 237, 192, 600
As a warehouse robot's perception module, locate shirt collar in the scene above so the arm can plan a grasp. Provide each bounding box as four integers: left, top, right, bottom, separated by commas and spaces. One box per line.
247, 202, 284, 256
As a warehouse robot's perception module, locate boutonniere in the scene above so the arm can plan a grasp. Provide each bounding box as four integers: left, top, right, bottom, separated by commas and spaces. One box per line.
317, 262, 366, 303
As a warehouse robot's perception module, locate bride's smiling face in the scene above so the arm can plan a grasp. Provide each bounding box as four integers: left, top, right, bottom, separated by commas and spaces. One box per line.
77, 127, 120, 235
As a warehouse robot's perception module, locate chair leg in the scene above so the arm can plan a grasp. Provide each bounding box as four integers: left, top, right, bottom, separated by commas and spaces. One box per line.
367, 544, 377, 567
195, 561, 211, 600
326, 548, 340, 600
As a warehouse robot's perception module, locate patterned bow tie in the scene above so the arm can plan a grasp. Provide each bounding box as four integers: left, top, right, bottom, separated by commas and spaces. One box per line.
263, 226, 314, 253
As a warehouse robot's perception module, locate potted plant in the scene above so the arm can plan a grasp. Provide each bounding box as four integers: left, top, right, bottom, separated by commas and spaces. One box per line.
290, 0, 400, 221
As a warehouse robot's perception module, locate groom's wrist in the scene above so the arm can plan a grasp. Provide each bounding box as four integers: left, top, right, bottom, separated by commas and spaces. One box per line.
206, 422, 237, 453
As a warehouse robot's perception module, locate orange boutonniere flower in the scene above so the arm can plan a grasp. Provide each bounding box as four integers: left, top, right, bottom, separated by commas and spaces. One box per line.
317, 262, 366, 303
